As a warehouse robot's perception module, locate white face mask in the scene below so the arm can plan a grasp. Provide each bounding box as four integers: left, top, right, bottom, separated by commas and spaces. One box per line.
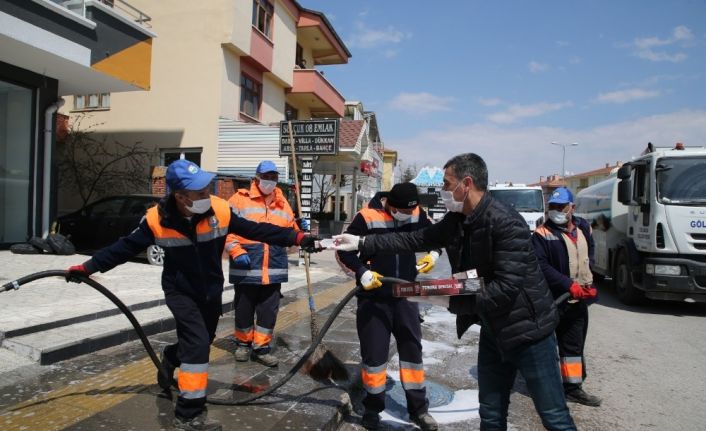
186, 198, 211, 214
548, 210, 569, 225
391, 210, 412, 222
440, 182, 465, 213
258, 179, 277, 195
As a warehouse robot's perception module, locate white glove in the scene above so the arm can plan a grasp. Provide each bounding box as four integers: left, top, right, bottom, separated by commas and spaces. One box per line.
331, 233, 361, 251
360, 270, 383, 290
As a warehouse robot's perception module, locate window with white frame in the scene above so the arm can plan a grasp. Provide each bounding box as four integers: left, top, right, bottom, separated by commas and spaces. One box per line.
73, 93, 110, 110
252, 0, 273, 38
160, 148, 202, 167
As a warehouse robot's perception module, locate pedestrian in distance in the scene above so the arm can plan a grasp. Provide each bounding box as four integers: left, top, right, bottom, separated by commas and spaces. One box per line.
65, 159, 320, 431
532, 187, 602, 407
225, 160, 309, 367
337, 182, 441, 431
331, 153, 577, 430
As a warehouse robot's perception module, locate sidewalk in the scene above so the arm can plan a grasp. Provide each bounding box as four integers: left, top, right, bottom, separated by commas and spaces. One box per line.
0, 250, 348, 367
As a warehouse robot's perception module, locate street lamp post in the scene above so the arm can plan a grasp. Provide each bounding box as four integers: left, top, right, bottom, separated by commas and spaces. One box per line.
551, 141, 579, 181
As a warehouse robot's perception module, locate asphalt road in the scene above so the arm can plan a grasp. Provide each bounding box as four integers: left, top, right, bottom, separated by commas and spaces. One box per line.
507, 279, 706, 431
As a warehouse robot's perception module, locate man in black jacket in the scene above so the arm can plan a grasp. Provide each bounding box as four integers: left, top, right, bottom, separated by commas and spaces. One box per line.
332, 153, 576, 431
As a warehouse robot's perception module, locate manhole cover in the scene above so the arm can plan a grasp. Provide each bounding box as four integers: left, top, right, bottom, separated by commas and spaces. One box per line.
386, 378, 454, 409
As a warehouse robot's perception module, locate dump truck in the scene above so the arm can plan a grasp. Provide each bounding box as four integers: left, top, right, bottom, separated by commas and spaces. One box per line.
574, 143, 706, 304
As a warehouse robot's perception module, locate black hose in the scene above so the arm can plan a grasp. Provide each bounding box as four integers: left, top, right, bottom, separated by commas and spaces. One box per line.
2, 272, 571, 405
1, 270, 359, 405
1, 270, 173, 386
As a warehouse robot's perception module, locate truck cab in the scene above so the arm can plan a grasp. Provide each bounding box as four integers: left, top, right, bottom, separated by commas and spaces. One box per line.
576, 143, 706, 304
488, 184, 545, 231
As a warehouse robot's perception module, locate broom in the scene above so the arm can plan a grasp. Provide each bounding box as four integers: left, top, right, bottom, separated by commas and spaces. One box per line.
287, 118, 349, 381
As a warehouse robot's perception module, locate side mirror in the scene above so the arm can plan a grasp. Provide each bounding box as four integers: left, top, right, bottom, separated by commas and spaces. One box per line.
617, 164, 632, 180
617, 179, 632, 205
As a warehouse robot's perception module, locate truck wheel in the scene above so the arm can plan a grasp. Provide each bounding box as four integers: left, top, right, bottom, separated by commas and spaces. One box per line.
146, 245, 164, 266
613, 250, 643, 305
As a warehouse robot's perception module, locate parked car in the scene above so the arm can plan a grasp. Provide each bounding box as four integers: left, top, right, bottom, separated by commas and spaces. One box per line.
57, 195, 164, 265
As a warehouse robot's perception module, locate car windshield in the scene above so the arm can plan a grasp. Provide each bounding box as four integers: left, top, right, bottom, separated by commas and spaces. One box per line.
656, 157, 706, 205
490, 189, 545, 212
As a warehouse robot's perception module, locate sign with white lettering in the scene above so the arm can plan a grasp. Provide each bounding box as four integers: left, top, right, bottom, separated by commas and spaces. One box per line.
280, 120, 339, 155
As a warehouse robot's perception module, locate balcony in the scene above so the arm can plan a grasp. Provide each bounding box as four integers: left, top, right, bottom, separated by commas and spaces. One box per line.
288, 69, 345, 118
1, 0, 155, 94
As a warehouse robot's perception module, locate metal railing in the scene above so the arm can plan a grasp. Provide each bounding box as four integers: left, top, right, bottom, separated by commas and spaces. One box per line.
53, 0, 151, 24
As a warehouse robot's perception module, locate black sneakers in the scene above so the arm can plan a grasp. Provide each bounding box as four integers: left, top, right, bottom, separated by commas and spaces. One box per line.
565, 387, 602, 407
411, 412, 439, 431
157, 347, 176, 390
173, 412, 222, 431
361, 411, 380, 430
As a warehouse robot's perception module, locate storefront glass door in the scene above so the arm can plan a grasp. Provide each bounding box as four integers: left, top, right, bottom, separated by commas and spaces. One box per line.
0, 80, 33, 243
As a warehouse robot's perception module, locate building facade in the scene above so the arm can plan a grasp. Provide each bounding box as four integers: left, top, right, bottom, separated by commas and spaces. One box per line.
0, 0, 154, 246
59, 0, 350, 212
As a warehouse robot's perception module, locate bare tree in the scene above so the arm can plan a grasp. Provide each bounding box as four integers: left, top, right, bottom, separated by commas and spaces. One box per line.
312, 173, 348, 214
56, 115, 156, 208
400, 161, 419, 183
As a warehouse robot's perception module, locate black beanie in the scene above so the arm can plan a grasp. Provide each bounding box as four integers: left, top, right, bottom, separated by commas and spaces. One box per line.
387, 182, 419, 209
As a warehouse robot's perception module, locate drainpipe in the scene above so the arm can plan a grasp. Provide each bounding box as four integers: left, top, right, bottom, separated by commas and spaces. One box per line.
42, 98, 65, 237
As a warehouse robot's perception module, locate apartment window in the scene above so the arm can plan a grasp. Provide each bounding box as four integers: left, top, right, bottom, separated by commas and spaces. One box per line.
161, 148, 202, 167
240, 74, 261, 119
252, 0, 273, 38
295, 44, 306, 68
74, 93, 110, 110
285, 103, 298, 121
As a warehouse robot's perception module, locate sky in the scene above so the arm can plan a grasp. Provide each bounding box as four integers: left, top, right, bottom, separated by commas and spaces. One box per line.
303, 0, 706, 183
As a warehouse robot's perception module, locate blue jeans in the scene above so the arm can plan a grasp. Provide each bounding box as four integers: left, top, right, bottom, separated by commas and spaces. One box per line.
478, 328, 576, 431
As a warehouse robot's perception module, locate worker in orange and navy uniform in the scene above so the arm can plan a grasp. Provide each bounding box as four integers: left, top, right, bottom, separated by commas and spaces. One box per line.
225, 160, 307, 367
532, 187, 602, 407
65, 159, 319, 431
337, 182, 441, 431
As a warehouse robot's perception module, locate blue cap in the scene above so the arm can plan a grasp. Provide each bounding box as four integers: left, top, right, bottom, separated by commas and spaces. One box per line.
165, 159, 215, 191
256, 160, 279, 174
548, 187, 574, 204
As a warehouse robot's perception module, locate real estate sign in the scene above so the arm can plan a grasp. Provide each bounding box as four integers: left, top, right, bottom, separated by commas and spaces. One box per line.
279, 119, 339, 156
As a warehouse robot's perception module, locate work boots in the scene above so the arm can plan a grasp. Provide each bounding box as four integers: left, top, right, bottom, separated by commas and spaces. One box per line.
157, 347, 176, 390
360, 411, 380, 430
173, 412, 222, 431
565, 387, 602, 407
411, 412, 439, 431
234, 345, 250, 362
251, 351, 279, 367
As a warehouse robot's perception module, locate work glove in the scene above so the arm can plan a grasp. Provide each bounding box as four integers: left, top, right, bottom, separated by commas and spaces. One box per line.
232, 253, 251, 269
416, 251, 440, 274
297, 233, 321, 253
569, 282, 597, 300
296, 217, 311, 232
360, 270, 383, 291
65, 264, 89, 283
583, 285, 598, 299
330, 233, 361, 251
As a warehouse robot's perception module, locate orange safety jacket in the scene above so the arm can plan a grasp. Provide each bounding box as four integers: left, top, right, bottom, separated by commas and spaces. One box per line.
226, 182, 299, 285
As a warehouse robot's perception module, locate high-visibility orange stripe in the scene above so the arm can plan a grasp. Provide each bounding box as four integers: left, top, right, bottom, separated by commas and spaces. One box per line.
361, 370, 387, 388
262, 243, 270, 284
253, 331, 272, 347
234, 329, 253, 343
561, 362, 583, 378
178, 371, 208, 392
400, 368, 425, 384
